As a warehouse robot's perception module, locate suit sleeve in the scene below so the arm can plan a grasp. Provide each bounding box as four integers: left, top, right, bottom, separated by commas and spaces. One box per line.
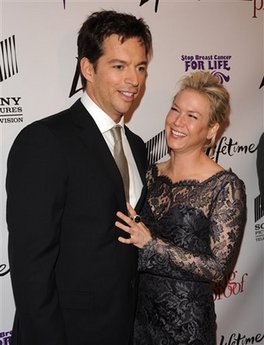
6, 122, 68, 345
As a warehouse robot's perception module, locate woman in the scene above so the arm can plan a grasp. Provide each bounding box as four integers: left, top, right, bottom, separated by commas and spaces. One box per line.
115, 71, 247, 345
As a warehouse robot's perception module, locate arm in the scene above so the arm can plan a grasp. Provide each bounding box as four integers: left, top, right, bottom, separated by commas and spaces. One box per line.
6, 122, 67, 345
138, 176, 246, 283
116, 177, 246, 283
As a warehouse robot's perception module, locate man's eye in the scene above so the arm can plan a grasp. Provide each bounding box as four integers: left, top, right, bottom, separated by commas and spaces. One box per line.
114, 65, 123, 70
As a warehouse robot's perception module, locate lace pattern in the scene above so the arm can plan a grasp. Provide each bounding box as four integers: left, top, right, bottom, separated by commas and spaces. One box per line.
134, 164, 247, 345
138, 165, 247, 283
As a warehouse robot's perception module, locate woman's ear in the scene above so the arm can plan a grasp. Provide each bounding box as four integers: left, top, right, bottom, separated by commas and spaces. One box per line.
80, 57, 94, 83
207, 122, 219, 141
206, 122, 220, 148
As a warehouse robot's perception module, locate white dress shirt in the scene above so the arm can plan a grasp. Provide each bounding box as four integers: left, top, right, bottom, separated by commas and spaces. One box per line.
81, 92, 143, 208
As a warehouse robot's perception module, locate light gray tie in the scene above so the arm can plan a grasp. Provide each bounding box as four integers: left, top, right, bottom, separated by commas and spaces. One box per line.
110, 125, 130, 202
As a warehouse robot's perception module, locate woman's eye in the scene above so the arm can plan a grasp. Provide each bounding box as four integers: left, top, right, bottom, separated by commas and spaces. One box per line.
137, 65, 146, 72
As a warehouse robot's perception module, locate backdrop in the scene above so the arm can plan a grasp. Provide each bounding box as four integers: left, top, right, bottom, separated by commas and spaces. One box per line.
1, 1, 263, 344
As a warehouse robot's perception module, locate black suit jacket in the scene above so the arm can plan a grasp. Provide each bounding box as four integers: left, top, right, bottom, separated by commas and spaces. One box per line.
6, 99, 147, 345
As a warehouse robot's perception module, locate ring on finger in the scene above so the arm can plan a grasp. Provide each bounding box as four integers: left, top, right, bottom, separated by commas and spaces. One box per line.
131, 215, 141, 223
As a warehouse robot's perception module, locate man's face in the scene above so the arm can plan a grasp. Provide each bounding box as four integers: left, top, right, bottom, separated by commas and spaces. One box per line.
81, 34, 148, 122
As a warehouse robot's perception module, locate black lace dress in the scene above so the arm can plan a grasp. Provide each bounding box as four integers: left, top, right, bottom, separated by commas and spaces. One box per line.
134, 164, 246, 345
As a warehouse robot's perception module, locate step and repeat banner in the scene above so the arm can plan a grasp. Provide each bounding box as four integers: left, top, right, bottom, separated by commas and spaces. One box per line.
1, 0, 263, 344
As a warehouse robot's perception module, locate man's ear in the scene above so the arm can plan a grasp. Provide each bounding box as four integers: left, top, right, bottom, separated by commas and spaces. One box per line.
80, 57, 94, 83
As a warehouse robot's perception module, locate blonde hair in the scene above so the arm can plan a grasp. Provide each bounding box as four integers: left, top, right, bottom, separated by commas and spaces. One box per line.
177, 71, 230, 128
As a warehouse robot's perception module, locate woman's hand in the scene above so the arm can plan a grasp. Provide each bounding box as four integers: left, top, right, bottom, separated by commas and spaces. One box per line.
115, 203, 152, 249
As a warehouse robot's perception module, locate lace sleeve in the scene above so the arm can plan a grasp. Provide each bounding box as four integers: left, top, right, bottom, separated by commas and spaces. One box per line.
138, 176, 247, 283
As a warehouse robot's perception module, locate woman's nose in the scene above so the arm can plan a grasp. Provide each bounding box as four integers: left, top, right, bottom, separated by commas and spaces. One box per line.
174, 113, 185, 126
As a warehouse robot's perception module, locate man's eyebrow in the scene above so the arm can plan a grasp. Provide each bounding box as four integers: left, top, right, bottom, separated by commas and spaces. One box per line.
108, 59, 126, 64
108, 59, 148, 65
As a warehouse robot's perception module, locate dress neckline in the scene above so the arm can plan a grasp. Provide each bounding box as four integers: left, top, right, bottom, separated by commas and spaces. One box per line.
152, 163, 229, 186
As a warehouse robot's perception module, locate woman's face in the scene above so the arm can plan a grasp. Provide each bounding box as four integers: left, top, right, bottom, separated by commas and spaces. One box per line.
165, 88, 218, 154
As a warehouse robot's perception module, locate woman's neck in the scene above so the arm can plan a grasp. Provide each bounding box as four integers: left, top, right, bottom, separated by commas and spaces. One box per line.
159, 150, 222, 183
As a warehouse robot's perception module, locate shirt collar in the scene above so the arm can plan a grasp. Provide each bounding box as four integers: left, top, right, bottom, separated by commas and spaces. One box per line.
81, 92, 125, 134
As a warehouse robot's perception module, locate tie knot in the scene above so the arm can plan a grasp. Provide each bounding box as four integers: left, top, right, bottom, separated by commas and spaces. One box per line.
111, 125, 122, 142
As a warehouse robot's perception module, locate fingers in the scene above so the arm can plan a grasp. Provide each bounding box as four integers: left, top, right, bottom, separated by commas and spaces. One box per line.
126, 202, 136, 217
118, 236, 133, 244
115, 209, 151, 248
115, 216, 138, 246
115, 220, 131, 234
116, 211, 132, 227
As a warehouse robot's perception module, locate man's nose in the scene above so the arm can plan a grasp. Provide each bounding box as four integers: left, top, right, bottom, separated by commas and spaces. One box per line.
125, 68, 139, 87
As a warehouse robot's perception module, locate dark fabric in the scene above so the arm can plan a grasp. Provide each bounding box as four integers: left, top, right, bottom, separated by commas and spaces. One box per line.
6, 99, 147, 345
134, 165, 246, 345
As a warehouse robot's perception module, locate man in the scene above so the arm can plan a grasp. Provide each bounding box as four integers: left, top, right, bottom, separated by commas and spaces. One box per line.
6, 10, 152, 345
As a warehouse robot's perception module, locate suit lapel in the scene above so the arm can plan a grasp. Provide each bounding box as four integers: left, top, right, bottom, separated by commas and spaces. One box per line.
70, 99, 146, 211
70, 100, 127, 206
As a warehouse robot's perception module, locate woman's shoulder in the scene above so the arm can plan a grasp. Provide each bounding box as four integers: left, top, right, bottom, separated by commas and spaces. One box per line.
217, 169, 244, 185
146, 163, 158, 178
212, 170, 246, 203
147, 161, 168, 178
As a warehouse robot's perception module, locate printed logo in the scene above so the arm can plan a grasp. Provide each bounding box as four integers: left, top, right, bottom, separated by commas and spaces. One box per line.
146, 130, 168, 165
139, 0, 160, 12
0, 35, 18, 82
0, 331, 12, 345
139, 0, 261, 15
181, 55, 231, 84
0, 263, 10, 277
213, 271, 248, 301
254, 195, 264, 242
69, 59, 82, 98
145, 131, 257, 166
219, 332, 264, 345
260, 76, 264, 89
252, 0, 264, 18
206, 136, 258, 164
0, 97, 23, 124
